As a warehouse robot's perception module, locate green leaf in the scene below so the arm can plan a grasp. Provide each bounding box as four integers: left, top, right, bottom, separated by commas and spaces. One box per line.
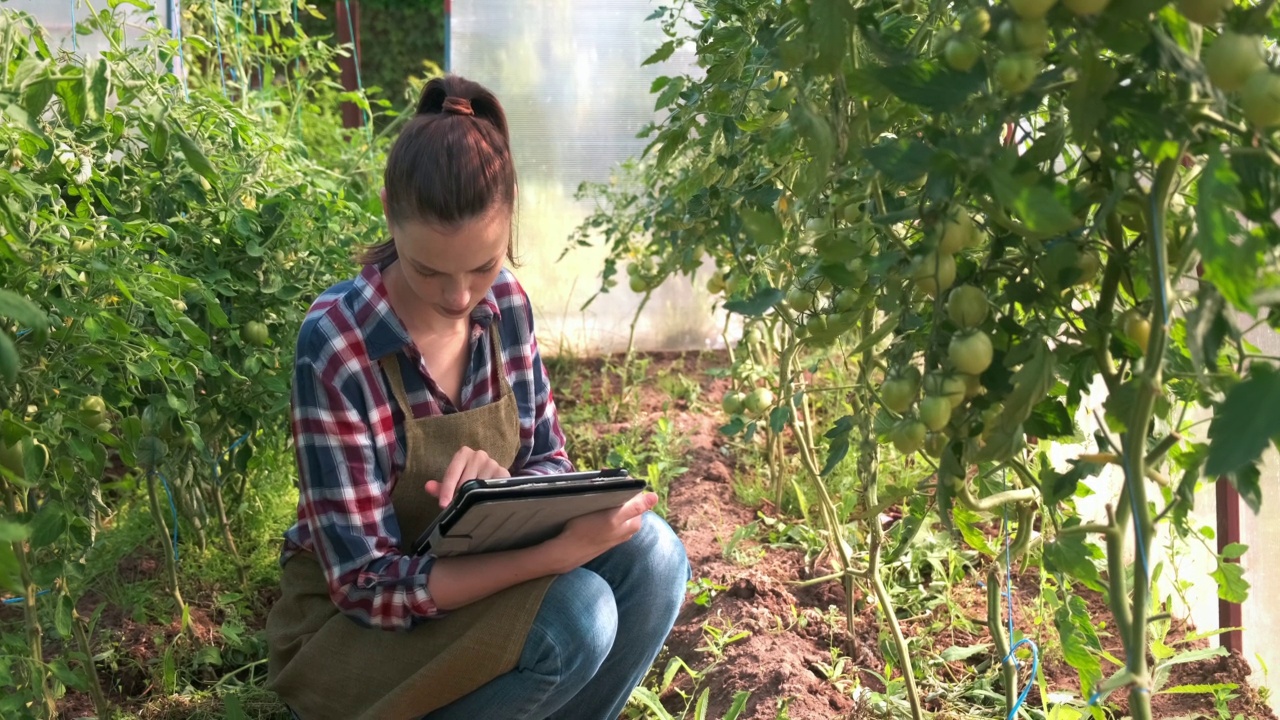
22, 76, 56, 121
54, 594, 73, 639
862, 138, 934, 184
1056, 594, 1103, 693
0, 543, 21, 594
628, 687, 676, 720
175, 131, 218, 184
1158, 682, 1239, 695
987, 168, 1081, 237
1211, 558, 1250, 604
809, 0, 849, 75
1042, 459, 1103, 507
868, 61, 985, 113
940, 643, 991, 662
28, 504, 67, 549
55, 75, 87, 126
738, 207, 784, 246
0, 290, 50, 332
0, 333, 18, 385
137, 436, 168, 468
223, 691, 249, 720
1205, 364, 1280, 477
642, 40, 677, 66
1067, 56, 1117, 143
792, 103, 835, 184
1021, 115, 1067, 168
0, 521, 29, 543
1196, 150, 1258, 312
1228, 461, 1262, 514
953, 506, 995, 556
997, 340, 1056, 432
723, 691, 751, 720
723, 287, 784, 317
86, 59, 109, 122
1025, 398, 1073, 439
1221, 543, 1247, 560
1043, 529, 1104, 592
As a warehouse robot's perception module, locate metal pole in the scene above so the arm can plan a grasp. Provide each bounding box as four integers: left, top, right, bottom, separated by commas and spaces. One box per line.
1216, 476, 1243, 655
335, 0, 361, 129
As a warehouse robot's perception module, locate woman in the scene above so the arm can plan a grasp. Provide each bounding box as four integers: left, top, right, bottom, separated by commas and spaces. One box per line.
265, 75, 690, 720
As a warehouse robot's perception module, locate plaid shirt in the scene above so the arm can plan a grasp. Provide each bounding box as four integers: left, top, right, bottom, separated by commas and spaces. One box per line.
281, 263, 573, 630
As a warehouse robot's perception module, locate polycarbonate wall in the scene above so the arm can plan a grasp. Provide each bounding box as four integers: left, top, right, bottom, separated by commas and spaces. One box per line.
7, 0, 161, 57
450, 0, 725, 355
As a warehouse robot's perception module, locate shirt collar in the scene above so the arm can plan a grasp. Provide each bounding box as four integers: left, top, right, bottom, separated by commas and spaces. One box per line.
357, 262, 502, 361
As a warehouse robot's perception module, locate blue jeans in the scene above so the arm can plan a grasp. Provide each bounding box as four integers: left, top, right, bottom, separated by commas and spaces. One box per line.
423, 512, 689, 720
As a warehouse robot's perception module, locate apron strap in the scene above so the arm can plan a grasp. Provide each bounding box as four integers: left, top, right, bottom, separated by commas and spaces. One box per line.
379, 354, 417, 417
380, 318, 512, 417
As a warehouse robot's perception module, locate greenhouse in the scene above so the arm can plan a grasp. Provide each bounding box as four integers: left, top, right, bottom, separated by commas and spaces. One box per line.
2, 1, 1280, 719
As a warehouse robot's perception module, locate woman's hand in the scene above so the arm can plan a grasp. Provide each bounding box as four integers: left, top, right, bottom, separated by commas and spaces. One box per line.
543, 491, 659, 573
425, 446, 511, 508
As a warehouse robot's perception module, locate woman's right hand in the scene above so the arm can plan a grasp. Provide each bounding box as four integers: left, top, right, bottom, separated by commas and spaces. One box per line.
544, 491, 658, 573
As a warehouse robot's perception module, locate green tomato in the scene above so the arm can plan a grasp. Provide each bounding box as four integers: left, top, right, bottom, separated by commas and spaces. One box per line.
0, 440, 23, 479
1122, 310, 1151, 354
629, 275, 650, 293
1009, 0, 1057, 20
834, 288, 859, 312
944, 36, 982, 72
706, 272, 727, 294
785, 288, 816, 313
949, 330, 994, 375
946, 285, 989, 328
764, 70, 789, 91
1041, 241, 1100, 290
924, 431, 949, 458
721, 391, 746, 415
1062, 0, 1110, 15
1204, 33, 1267, 93
937, 208, 975, 254
891, 420, 927, 455
995, 54, 1039, 94
1013, 18, 1050, 55
961, 8, 992, 36
1242, 71, 1280, 129
1177, 0, 1231, 25
881, 377, 918, 414
919, 396, 953, 432
910, 251, 956, 297
744, 388, 775, 415
242, 321, 270, 347
841, 203, 863, 224
923, 372, 967, 408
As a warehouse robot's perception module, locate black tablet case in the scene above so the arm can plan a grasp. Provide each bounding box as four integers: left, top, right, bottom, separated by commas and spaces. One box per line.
411, 469, 646, 557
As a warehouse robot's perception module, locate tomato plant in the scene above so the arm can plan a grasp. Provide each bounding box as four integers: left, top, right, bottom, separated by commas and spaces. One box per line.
577, 0, 1280, 717
0, 3, 390, 714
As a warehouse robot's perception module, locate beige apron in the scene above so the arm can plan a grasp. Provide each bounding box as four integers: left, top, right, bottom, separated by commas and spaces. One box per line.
266, 324, 556, 720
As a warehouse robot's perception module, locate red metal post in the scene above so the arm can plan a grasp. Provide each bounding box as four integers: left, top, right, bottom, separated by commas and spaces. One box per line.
1216, 476, 1243, 654
335, 0, 362, 129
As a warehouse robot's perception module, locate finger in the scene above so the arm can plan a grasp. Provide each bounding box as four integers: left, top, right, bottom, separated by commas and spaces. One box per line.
424, 480, 441, 497
438, 448, 474, 507
460, 452, 491, 485
615, 491, 657, 523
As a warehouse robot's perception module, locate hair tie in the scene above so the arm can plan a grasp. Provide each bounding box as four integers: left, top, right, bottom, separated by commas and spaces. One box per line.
442, 96, 474, 117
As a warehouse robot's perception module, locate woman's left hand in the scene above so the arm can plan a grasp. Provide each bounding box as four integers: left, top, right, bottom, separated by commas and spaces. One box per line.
425, 446, 511, 508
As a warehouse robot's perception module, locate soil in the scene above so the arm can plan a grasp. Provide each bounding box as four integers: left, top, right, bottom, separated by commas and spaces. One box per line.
22, 350, 1278, 719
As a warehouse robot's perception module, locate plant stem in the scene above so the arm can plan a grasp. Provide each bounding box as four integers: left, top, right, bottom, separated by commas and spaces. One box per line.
67, 591, 110, 718
988, 566, 1018, 711
145, 470, 186, 613
854, 310, 923, 720
1118, 153, 1182, 720
3, 485, 55, 719
212, 478, 249, 588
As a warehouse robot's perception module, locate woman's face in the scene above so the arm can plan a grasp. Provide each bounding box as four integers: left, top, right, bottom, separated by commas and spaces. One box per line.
384, 196, 510, 327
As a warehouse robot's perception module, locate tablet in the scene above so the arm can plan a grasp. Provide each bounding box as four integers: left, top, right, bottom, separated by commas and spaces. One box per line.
411, 468, 647, 557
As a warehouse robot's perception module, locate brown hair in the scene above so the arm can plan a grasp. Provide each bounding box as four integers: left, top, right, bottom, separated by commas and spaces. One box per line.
357, 74, 518, 266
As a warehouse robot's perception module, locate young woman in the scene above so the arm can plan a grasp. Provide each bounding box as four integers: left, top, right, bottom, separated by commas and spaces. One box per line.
265, 75, 690, 720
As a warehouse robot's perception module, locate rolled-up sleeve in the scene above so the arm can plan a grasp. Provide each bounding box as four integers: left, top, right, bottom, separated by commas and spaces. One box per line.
513, 301, 574, 476
292, 351, 442, 630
